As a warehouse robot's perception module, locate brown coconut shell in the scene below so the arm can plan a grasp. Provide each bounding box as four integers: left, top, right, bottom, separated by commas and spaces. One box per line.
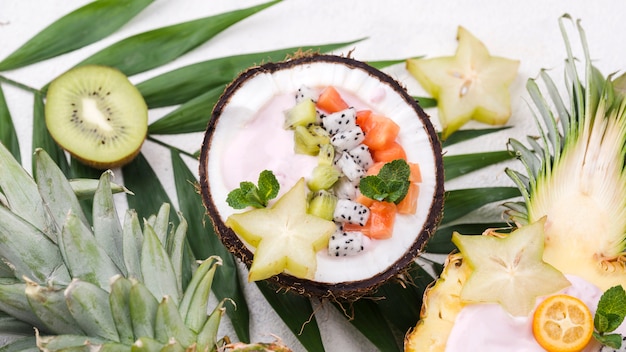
199, 54, 444, 300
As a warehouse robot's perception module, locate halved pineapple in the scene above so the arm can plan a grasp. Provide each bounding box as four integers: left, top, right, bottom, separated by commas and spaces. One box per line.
405, 17, 626, 351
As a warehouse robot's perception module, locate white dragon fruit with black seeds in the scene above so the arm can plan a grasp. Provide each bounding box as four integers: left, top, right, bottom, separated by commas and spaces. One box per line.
333, 176, 359, 200
330, 126, 365, 153
328, 228, 365, 257
335, 152, 366, 182
348, 144, 374, 170
295, 85, 318, 103
320, 107, 357, 135
333, 198, 370, 226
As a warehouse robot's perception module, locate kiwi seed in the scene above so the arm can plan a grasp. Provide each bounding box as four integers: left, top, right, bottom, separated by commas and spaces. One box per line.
45, 65, 148, 169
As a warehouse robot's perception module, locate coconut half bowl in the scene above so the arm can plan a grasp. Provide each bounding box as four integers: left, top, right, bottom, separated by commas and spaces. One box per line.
199, 54, 444, 300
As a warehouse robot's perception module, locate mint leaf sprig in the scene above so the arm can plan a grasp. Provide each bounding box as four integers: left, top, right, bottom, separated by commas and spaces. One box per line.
594, 285, 626, 349
226, 170, 280, 209
359, 159, 410, 204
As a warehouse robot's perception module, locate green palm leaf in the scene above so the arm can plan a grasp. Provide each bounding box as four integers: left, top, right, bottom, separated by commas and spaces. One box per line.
31, 93, 69, 178
139, 40, 363, 109
443, 151, 513, 181
0, 0, 154, 72
256, 281, 324, 352
170, 150, 251, 342
72, 1, 281, 77
0, 86, 19, 162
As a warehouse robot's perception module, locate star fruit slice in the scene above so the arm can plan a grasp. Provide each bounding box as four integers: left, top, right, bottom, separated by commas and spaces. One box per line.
225, 178, 336, 282
406, 26, 519, 139
452, 218, 571, 316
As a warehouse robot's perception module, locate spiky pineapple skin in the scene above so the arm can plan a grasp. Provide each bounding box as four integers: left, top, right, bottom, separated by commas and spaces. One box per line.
404, 253, 470, 352
0, 145, 230, 351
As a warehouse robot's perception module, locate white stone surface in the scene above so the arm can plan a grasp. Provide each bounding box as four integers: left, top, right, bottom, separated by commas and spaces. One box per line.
2, 1, 626, 351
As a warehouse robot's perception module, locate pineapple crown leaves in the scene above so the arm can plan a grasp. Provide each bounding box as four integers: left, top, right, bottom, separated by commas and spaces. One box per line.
0, 144, 229, 351
504, 16, 626, 242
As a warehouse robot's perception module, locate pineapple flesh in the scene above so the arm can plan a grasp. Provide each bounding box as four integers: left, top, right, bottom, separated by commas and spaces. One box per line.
405, 17, 626, 351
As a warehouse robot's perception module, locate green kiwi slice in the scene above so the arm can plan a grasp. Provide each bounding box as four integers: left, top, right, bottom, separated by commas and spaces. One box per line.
45, 65, 148, 169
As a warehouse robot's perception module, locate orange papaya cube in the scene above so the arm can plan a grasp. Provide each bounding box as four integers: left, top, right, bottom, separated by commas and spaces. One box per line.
366, 201, 397, 240
372, 141, 407, 163
409, 162, 422, 183
362, 114, 401, 151
365, 161, 386, 176
355, 193, 375, 207
397, 183, 420, 215
356, 110, 372, 128
316, 86, 349, 113
342, 222, 370, 237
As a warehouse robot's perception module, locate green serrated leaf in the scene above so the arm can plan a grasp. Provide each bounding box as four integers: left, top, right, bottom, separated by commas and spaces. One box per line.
257, 170, 280, 202
141, 223, 180, 303
443, 151, 514, 181
178, 257, 220, 333
256, 281, 324, 352
0, 140, 46, 233
593, 331, 623, 349
93, 171, 126, 276
0, 282, 45, 328
131, 336, 164, 351
129, 281, 159, 340
196, 301, 226, 352
139, 40, 363, 109
0, 336, 38, 352
442, 187, 521, 224
109, 276, 134, 345
170, 150, 250, 342
25, 280, 84, 335
154, 296, 196, 347
0, 205, 69, 285
152, 203, 172, 247
65, 280, 118, 341
166, 213, 187, 293
0, 0, 154, 71
73, 1, 281, 77
35, 148, 89, 232
122, 210, 144, 281
0, 85, 20, 162
59, 212, 122, 289
595, 285, 626, 333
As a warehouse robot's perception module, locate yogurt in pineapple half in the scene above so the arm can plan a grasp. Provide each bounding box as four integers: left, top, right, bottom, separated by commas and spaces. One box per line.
199, 55, 444, 298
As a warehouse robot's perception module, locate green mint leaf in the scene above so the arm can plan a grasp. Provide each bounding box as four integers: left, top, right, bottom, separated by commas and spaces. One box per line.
385, 179, 410, 204
226, 188, 249, 209
595, 285, 626, 333
257, 170, 280, 202
359, 176, 389, 201
378, 159, 411, 181
593, 332, 623, 349
359, 159, 411, 204
225, 171, 280, 209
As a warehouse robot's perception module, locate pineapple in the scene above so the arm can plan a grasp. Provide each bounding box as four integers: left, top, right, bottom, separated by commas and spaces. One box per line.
405, 17, 626, 351
0, 142, 291, 351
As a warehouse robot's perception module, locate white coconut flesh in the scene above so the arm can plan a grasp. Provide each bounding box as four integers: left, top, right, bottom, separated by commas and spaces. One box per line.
203, 58, 442, 285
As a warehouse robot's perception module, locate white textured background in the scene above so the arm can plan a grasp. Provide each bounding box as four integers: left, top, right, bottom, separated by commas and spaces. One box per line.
2, 1, 626, 351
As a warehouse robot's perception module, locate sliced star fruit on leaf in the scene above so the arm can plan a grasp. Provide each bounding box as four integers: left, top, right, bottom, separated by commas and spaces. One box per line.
406, 26, 519, 140
226, 178, 336, 282
452, 218, 571, 317
199, 54, 444, 300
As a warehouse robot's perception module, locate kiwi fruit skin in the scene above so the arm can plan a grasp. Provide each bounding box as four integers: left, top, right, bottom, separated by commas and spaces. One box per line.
45, 65, 148, 169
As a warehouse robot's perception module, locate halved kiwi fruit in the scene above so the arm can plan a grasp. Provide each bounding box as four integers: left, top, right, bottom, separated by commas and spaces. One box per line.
199, 54, 444, 299
45, 65, 148, 169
